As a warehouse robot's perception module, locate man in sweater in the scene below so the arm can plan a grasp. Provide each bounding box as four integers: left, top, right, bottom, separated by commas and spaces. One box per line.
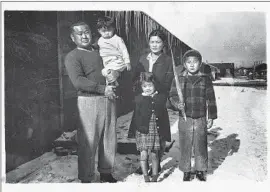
64, 21, 117, 183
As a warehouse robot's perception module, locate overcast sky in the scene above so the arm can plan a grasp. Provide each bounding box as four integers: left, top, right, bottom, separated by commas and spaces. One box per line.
148, 9, 266, 68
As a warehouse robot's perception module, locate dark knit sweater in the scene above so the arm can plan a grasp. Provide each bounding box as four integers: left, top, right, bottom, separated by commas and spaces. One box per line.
64, 48, 106, 96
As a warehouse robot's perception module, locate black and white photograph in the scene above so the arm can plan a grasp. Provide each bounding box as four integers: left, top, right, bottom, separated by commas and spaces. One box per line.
1, 1, 269, 191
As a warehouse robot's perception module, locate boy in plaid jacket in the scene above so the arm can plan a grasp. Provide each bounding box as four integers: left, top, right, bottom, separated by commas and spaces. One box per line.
169, 49, 217, 181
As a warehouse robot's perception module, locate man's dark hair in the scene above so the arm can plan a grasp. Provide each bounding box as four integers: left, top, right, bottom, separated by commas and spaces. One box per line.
96, 16, 115, 30
70, 21, 90, 34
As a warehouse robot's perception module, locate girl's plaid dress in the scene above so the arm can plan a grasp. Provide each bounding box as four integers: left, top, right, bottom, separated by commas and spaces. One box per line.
136, 112, 160, 152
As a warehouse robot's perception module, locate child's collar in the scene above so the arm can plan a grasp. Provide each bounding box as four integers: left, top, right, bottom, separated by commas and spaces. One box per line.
181, 70, 207, 77
142, 91, 158, 97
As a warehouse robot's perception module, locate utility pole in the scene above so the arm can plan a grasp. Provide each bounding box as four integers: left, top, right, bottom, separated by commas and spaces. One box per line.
253, 61, 257, 79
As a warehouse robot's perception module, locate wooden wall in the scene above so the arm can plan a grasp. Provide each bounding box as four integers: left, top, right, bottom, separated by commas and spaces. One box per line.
5, 11, 191, 172
5, 11, 61, 171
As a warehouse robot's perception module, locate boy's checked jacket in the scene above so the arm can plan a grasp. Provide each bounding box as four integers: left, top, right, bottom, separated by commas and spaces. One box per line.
169, 70, 217, 120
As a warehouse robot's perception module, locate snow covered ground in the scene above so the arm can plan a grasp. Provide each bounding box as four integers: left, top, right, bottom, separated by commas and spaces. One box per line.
9, 85, 267, 184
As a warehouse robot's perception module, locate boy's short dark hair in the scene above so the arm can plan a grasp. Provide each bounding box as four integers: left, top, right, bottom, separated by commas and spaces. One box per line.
183, 49, 202, 63
70, 21, 90, 34
96, 16, 115, 30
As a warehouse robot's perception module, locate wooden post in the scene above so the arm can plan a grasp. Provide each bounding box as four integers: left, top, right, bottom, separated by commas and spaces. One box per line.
56, 12, 84, 132
57, 12, 64, 132
253, 61, 257, 79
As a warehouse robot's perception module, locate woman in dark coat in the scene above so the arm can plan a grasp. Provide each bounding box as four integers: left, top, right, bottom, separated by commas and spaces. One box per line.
128, 29, 174, 171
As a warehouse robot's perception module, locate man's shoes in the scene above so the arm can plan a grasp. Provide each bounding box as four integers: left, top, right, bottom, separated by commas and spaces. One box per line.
100, 173, 118, 183
196, 171, 206, 181
183, 172, 192, 181
144, 175, 151, 182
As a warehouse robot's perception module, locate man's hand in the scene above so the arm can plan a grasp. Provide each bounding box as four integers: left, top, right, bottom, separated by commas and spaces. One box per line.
126, 63, 132, 71
105, 85, 116, 100
207, 119, 213, 129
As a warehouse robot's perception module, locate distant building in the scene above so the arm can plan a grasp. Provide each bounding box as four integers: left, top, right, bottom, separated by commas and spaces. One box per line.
200, 63, 219, 81
254, 63, 267, 80
236, 67, 253, 76
208, 62, 235, 77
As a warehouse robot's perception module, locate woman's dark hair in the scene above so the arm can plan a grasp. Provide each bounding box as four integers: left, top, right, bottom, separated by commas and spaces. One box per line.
96, 16, 115, 30
139, 72, 155, 85
148, 29, 167, 43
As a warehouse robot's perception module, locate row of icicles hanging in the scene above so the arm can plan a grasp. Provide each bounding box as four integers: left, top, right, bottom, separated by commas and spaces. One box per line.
105, 11, 179, 48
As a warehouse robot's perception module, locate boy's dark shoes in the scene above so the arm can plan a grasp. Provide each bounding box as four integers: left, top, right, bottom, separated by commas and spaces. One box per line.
151, 175, 159, 182
144, 175, 151, 182
183, 172, 192, 181
196, 171, 206, 181
100, 173, 118, 183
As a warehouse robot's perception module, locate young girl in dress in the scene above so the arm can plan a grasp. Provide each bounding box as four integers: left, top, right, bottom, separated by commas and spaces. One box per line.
134, 72, 167, 182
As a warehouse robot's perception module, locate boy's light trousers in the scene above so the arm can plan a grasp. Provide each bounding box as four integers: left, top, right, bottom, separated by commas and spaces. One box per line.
178, 116, 208, 172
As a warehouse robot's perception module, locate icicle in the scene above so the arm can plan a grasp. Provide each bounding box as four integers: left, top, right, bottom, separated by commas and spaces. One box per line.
105, 11, 192, 64
135, 12, 139, 38
125, 11, 129, 39
141, 13, 143, 38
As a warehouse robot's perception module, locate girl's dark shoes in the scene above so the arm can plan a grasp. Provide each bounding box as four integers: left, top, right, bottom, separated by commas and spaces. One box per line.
183, 172, 192, 181
196, 171, 206, 181
100, 173, 118, 183
143, 175, 158, 182
144, 175, 151, 182
151, 175, 158, 182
